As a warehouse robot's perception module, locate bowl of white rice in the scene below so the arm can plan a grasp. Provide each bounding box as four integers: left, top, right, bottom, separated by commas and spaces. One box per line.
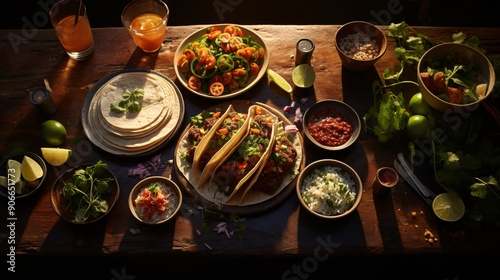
335, 21, 387, 72
296, 159, 363, 219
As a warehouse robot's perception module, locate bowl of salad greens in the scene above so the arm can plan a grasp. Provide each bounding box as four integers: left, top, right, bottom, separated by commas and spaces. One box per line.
51, 161, 120, 224
174, 24, 269, 99
417, 42, 496, 112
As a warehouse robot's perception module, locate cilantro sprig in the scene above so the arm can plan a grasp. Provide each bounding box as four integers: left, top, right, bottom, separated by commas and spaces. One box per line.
110, 87, 144, 113
62, 161, 114, 223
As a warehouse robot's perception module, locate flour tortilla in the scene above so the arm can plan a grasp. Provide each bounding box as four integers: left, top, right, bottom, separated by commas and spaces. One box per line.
193, 104, 251, 189
85, 72, 181, 155
98, 72, 168, 131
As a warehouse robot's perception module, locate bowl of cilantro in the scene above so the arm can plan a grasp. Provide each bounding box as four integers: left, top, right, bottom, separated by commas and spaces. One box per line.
51, 161, 120, 224
417, 42, 496, 112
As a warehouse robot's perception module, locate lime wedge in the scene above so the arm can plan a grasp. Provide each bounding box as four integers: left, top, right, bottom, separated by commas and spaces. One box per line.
21, 156, 44, 182
41, 147, 72, 166
432, 193, 465, 222
267, 69, 293, 93
7, 159, 22, 183
292, 64, 316, 88
475, 83, 487, 99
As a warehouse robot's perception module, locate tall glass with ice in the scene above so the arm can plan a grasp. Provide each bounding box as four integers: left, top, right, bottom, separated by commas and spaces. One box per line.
50, 0, 94, 60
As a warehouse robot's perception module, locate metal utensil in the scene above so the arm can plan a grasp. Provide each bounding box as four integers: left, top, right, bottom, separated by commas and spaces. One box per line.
397, 153, 433, 198
393, 157, 436, 207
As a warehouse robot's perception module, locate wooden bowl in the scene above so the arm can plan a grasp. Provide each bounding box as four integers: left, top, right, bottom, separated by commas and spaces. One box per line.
417, 42, 495, 112
303, 99, 361, 151
335, 21, 387, 72
129, 176, 182, 225
297, 159, 363, 219
51, 163, 120, 224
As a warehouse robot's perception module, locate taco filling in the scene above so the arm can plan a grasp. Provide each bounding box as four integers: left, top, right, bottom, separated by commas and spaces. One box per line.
198, 111, 247, 171
212, 114, 273, 196
185, 110, 222, 164
252, 132, 298, 194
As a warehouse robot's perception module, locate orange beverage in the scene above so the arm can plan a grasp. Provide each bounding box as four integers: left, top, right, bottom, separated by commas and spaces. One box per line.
55, 15, 94, 53
128, 13, 167, 52
50, 0, 94, 60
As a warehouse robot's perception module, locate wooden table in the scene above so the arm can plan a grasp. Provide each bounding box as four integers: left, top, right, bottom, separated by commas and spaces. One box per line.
1, 25, 500, 279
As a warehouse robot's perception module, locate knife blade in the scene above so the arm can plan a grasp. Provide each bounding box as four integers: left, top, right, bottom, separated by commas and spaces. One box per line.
393, 159, 433, 207
397, 153, 432, 198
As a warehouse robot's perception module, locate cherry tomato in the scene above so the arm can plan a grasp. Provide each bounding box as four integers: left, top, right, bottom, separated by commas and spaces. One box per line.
208, 29, 221, 41
224, 25, 237, 36
232, 68, 247, 80
210, 75, 223, 85
228, 79, 239, 92
250, 62, 260, 75
177, 54, 189, 73
221, 72, 233, 85
184, 49, 195, 62
188, 75, 201, 91
209, 82, 224, 96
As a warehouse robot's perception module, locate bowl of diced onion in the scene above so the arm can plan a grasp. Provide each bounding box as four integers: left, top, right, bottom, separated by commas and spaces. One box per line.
335, 21, 387, 72
129, 176, 183, 225
296, 159, 363, 219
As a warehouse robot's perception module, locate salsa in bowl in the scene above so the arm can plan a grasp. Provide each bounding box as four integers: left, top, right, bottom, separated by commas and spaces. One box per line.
129, 176, 182, 225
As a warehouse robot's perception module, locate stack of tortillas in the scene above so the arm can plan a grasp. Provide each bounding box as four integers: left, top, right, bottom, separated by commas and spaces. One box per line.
83, 71, 184, 156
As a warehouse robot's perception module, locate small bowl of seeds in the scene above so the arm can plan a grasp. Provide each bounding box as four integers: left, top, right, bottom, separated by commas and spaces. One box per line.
335, 21, 387, 72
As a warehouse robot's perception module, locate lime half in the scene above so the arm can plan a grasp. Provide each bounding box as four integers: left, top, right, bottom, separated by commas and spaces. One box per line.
432, 193, 465, 222
267, 69, 293, 93
292, 64, 316, 88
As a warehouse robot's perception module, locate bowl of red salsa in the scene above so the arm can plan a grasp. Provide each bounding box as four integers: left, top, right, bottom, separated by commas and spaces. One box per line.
303, 99, 361, 151
129, 176, 183, 225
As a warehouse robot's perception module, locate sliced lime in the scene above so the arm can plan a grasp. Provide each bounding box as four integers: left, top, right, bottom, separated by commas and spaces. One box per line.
432, 193, 465, 222
7, 159, 22, 183
292, 64, 316, 88
267, 69, 293, 93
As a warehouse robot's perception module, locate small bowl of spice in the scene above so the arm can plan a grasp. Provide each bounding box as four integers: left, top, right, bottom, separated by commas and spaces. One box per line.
129, 176, 183, 225
335, 21, 387, 72
303, 99, 361, 151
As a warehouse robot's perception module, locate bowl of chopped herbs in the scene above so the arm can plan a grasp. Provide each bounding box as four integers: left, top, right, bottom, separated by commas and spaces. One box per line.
51, 161, 120, 224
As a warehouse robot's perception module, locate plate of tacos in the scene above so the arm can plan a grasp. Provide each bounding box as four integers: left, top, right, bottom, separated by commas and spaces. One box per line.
174, 100, 305, 214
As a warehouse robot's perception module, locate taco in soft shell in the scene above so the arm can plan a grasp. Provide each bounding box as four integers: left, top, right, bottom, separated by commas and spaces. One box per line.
208, 105, 280, 203
239, 124, 299, 202
193, 104, 250, 188
183, 108, 226, 168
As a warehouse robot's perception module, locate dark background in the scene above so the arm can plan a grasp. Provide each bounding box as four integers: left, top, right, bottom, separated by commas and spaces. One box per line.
1, 0, 499, 29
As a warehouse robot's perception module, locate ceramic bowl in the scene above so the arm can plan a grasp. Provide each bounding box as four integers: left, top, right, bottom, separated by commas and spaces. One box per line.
417, 42, 496, 112
302, 99, 361, 151
51, 163, 120, 224
335, 21, 387, 72
173, 24, 269, 99
297, 159, 363, 219
129, 176, 182, 225
0, 152, 47, 199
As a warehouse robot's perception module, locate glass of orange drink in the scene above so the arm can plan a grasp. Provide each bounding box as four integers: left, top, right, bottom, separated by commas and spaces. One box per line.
121, 0, 169, 53
49, 0, 94, 60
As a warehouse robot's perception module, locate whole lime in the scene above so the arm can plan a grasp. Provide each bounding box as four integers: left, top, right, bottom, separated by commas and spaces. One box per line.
409, 92, 431, 116
41, 120, 67, 146
406, 115, 431, 140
